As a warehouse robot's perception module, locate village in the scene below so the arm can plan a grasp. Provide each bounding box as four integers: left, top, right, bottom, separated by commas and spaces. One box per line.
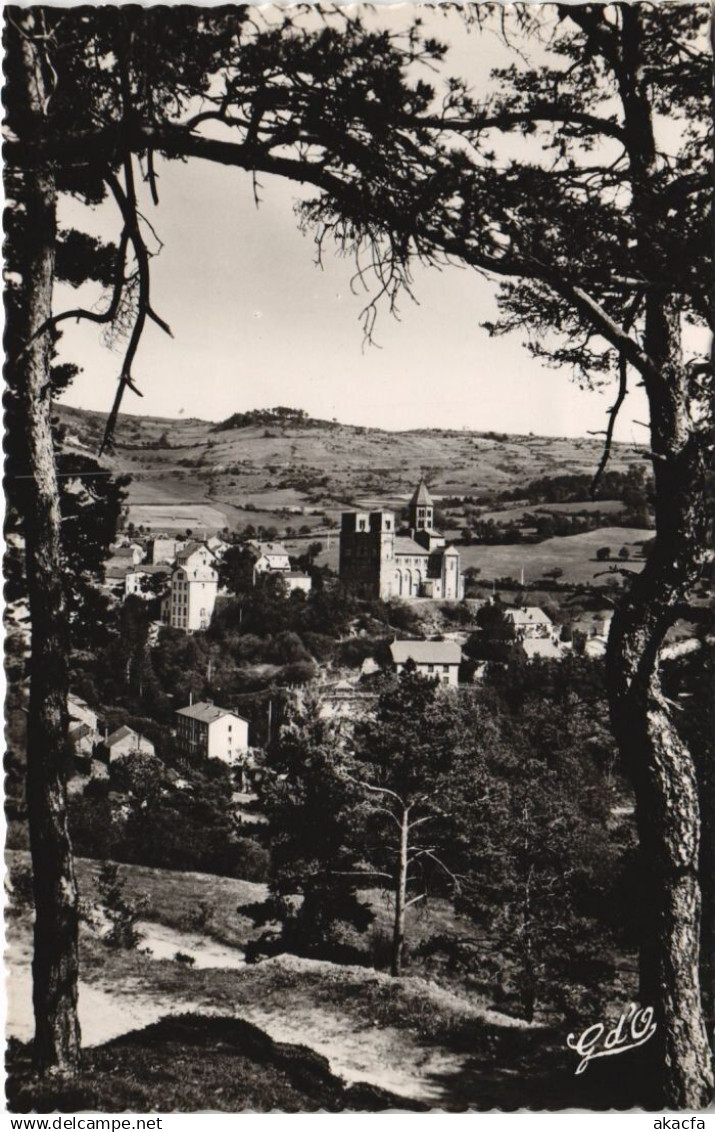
64, 476, 621, 792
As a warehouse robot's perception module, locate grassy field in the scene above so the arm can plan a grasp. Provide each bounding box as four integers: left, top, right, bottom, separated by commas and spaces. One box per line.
458, 527, 650, 586
6, 847, 648, 1111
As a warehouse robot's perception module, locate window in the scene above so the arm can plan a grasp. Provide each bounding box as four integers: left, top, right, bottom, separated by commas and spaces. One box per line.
443, 665, 449, 673
427, 664, 434, 673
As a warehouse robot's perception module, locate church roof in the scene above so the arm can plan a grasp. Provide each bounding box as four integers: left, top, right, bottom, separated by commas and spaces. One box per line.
410, 479, 433, 507
394, 537, 430, 556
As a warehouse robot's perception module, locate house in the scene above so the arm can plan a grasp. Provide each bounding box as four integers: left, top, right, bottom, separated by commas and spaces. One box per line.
123, 564, 169, 600
318, 679, 377, 722
522, 638, 566, 661
104, 726, 155, 762
68, 694, 99, 758
572, 609, 614, 641
389, 639, 462, 687
175, 541, 217, 570
175, 700, 250, 767
339, 479, 464, 601
161, 542, 219, 631
504, 606, 554, 640
147, 536, 183, 565
107, 544, 144, 568
570, 610, 614, 658
206, 535, 229, 557
68, 693, 98, 733
283, 571, 312, 595
252, 542, 312, 595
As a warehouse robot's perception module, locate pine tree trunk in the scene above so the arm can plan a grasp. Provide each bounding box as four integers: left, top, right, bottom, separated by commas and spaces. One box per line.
391, 809, 409, 977
8, 19, 82, 1076
606, 296, 713, 1108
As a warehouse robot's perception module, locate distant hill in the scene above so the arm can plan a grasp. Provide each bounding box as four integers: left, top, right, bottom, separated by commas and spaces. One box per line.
211, 406, 341, 433
55, 403, 648, 537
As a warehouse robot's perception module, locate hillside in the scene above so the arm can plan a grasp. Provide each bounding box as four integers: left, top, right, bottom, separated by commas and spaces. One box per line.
56, 403, 648, 537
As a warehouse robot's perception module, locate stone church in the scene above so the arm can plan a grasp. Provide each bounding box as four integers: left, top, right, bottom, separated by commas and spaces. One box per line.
339, 480, 464, 601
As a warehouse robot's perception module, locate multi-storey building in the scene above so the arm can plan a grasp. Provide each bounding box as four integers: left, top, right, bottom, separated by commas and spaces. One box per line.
339, 480, 464, 601
175, 700, 250, 766
161, 542, 218, 632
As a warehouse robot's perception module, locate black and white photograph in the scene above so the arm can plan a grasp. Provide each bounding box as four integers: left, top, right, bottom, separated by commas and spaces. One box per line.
3, 0, 713, 1115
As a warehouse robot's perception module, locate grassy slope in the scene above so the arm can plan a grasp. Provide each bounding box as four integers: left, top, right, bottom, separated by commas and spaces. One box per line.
57, 404, 647, 535
7, 854, 649, 1111
458, 527, 649, 585
7, 1014, 418, 1113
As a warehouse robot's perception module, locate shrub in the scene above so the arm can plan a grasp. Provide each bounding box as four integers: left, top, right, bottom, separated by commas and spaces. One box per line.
96, 862, 149, 950
173, 952, 196, 966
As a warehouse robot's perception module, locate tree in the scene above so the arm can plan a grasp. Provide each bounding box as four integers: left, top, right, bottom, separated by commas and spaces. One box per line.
452, 687, 624, 1024
303, 6, 712, 1104
619, 546, 631, 561
3, 6, 449, 1071
350, 667, 468, 976
4, 11, 81, 1074
596, 547, 612, 562
250, 694, 375, 963
465, 603, 524, 665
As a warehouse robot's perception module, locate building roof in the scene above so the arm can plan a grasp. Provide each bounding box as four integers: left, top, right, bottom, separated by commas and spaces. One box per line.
176, 701, 248, 725
410, 479, 433, 507
176, 541, 215, 562
390, 640, 462, 666
394, 537, 430, 556
109, 546, 137, 560
68, 693, 94, 712
287, 571, 311, 579
522, 639, 564, 660
131, 563, 170, 575
506, 606, 553, 627
256, 542, 290, 559
106, 725, 141, 746
105, 563, 132, 580
69, 722, 93, 741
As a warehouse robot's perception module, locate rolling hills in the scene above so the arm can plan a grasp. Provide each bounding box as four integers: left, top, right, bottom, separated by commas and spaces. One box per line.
57, 403, 649, 540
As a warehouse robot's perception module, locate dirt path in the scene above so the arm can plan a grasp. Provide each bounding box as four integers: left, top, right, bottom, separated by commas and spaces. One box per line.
7, 932, 529, 1105
7, 967, 204, 1049
236, 1000, 468, 1101
135, 921, 245, 969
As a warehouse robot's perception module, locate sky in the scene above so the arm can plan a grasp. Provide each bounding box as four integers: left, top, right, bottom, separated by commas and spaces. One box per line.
55, 4, 667, 442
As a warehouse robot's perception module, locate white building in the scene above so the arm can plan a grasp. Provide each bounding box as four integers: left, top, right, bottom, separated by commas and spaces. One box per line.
175, 700, 250, 765
505, 606, 554, 640
252, 542, 312, 595
105, 726, 155, 762
147, 536, 182, 565
176, 542, 217, 570
161, 543, 219, 632
206, 536, 229, 557
108, 544, 144, 568
389, 640, 462, 687
68, 694, 99, 757
123, 564, 169, 600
